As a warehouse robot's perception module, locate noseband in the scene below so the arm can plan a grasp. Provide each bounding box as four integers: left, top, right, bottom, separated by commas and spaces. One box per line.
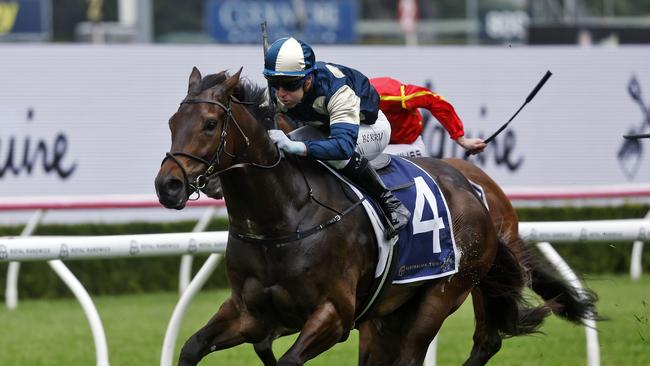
162, 95, 281, 199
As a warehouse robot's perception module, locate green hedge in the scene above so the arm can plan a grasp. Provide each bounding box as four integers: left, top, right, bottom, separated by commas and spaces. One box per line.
1, 205, 649, 299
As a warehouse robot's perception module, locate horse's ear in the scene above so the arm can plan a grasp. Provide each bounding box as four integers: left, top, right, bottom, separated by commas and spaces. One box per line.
222, 67, 243, 93
188, 67, 202, 94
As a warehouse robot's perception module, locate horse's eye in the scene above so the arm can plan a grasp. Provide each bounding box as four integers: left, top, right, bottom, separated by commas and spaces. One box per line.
204, 119, 218, 132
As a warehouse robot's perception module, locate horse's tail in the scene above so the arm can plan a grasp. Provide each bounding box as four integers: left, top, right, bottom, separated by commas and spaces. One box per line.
515, 240, 601, 324
479, 239, 550, 337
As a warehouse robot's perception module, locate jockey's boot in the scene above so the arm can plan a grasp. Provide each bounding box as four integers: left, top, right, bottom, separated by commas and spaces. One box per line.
341, 153, 411, 239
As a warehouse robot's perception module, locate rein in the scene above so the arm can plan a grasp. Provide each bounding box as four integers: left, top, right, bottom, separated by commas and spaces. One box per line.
162, 95, 363, 246
162, 95, 281, 199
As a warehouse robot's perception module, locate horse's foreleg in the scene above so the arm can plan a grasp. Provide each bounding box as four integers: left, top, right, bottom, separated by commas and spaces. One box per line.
178, 297, 260, 366
253, 336, 278, 366
277, 301, 351, 366
253, 328, 298, 366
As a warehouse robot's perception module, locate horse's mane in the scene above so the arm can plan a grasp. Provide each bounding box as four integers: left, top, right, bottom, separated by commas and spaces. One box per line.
194, 70, 275, 126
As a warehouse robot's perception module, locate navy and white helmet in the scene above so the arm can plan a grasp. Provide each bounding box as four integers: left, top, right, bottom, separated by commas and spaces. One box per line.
263, 37, 315, 78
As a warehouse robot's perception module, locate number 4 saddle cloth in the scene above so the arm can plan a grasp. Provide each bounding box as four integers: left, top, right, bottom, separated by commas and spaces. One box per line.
377, 156, 459, 283
324, 155, 475, 284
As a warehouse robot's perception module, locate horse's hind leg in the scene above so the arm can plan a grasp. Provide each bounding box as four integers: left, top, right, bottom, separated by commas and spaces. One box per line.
178, 297, 263, 366
463, 288, 502, 366
462, 240, 551, 366
359, 281, 471, 366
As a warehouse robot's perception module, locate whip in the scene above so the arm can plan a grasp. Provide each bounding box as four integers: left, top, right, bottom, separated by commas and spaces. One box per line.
465, 70, 552, 157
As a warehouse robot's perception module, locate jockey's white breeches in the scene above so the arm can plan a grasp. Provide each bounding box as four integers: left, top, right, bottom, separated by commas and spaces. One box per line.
327, 110, 391, 169
382, 135, 430, 158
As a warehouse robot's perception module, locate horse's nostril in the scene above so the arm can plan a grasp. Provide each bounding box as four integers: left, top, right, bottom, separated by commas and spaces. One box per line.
165, 178, 183, 194
155, 174, 187, 209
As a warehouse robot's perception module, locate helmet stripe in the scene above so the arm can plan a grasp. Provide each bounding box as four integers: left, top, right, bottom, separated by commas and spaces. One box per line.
275, 38, 306, 73
264, 37, 315, 78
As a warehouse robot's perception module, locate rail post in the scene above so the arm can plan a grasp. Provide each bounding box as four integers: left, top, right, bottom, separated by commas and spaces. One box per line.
178, 206, 218, 294
5, 209, 45, 309
629, 209, 649, 281
536, 241, 600, 366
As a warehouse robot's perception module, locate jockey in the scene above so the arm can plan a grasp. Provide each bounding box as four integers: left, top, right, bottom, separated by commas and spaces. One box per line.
264, 37, 410, 237
370, 76, 486, 158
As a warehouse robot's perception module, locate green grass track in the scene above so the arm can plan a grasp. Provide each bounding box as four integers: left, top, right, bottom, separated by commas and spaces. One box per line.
0, 275, 648, 365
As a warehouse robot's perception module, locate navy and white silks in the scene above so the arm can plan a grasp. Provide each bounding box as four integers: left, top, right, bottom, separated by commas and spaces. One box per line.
272, 61, 391, 169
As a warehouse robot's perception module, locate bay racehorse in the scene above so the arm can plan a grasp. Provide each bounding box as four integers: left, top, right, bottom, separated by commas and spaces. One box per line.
236, 156, 600, 365
154, 67, 592, 366
201, 119, 600, 364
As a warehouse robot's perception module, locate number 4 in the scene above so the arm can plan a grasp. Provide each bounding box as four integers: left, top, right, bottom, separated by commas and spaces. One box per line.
412, 176, 445, 253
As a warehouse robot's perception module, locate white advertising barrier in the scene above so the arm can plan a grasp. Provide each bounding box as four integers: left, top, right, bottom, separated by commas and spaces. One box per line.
1, 45, 649, 201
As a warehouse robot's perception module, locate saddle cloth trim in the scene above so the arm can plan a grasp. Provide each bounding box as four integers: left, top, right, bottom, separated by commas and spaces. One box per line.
390, 158, 460, 284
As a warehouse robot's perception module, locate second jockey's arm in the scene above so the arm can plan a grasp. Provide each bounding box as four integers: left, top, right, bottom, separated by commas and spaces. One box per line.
455, 135, 487, 153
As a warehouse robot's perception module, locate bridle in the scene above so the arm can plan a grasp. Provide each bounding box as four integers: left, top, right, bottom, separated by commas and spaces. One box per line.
162, 93, 366, 250
161, 95, 281, 200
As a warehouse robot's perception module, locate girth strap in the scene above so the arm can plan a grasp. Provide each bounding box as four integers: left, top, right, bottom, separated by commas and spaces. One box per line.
229, 196, 366, 246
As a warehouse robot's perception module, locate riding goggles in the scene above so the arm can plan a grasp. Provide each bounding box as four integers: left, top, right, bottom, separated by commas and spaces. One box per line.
267, 76, 307, 92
